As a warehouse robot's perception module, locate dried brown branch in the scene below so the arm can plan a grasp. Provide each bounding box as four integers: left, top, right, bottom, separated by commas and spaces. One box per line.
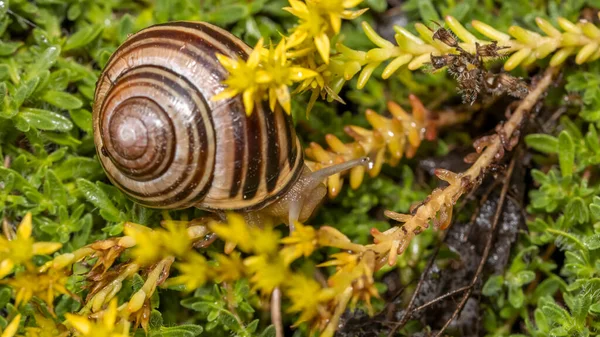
434, 153, 516, 337
376, 66, 559, 267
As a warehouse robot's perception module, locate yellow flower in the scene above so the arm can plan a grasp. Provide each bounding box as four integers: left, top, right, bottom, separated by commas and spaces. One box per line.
250, 224, 280, 256
284, 274, 335, 326
22, 312, 68, 337
210, 213, 280, 255
123, 221, 191, 266
1, 314, 21, 337
158, 221, 192, 257
123, 223, 162, 266
213, 252, 245, 283
212, 39, 264, 116
308, 0, 368, 34
284, 0, 367, 64
213, 39, 317, 115
259, 39, 319, 114
324, 251, 379, 315
284, 0, 331, 63
163, 252, 211, 292
280, 222, 317, 264
0, 213, 62, 277
65, 299, 129, 337
243, 254, 287, 294
209, 213, 253, 253
2, 268, 69, 310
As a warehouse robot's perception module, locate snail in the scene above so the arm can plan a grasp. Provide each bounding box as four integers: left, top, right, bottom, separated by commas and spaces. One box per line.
92, 21, 369, 226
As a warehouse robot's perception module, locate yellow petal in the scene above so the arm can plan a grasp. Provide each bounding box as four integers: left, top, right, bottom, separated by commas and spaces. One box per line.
0, 259, 14, 279
1, 314, 21, 337
286, 30, 308, 49
287, 0, 309, 14
340, 8, 369, 20
103, 299, 118, 328
288, 67, 318, 81
65, 314, 92, 334
247, 39, 264, 68
314, 33, 330, 64
17, 213, 32, 240
343, 0, 364, 7
269, 87, 277, 112
330, 14, 342, 34
276, 84, 292, 114
243, 89, 255, 116
212, 88, 240, 102
212, 89, 238, 102
215, 53, 237, 71
32, 242, 62, 255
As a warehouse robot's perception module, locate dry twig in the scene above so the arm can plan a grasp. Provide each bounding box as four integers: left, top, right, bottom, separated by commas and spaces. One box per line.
378, 66, 559, 267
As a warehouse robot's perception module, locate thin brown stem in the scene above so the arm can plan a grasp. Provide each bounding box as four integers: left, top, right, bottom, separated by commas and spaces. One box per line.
434, 152, 517, 337
272, 287, 284, 337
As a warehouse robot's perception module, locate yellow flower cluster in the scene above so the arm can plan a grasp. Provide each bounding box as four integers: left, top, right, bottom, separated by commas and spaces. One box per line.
65, 299, 130, 337
123, 221, 192, 266
0, 213, 62, 278
306, 96, 435, 198
0, 213, 70, 313
203, 214, 380, 337
213, 0, 368, 116
334, 14, 600, 89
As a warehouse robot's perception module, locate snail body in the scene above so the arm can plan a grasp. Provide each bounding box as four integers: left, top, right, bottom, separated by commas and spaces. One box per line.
93, 21, 368, 225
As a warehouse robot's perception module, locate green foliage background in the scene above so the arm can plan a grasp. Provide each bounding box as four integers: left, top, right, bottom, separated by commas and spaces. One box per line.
2, 0, 600, 336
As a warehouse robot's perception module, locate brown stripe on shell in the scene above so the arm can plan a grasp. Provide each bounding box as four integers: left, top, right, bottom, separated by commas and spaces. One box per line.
242, 102, 263, 200
228, 99, 246, 198
263, 102, 280, 192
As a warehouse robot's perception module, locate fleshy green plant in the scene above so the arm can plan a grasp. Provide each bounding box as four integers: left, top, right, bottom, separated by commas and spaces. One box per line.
2, 0, 600, 337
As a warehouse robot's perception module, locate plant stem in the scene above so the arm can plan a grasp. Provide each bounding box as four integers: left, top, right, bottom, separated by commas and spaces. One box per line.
378, 66, 559, 267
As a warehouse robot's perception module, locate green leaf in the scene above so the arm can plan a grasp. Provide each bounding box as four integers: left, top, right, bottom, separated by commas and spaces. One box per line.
54, 157, 102, 181
532, 278, 561, 302
508, 286, 525, 308
0, 40, 22, 56
76, 178, 121, 220
206, 4, 249, 25
42, 90, 83, 110
14, 77, 40, 106
150, 325, 203, 337
525, 134, 559, 154
584, 234, 600, 250
565, 197, 589, 225
417, 0, 441, 23
19, 108, 73, 132
542, 302, 571, 325
44, 170, 67, 206
69, 109, 92, 133
26, 46, 61, 80
513, 270, 536, 287
149, 310, 163, 330
64, 24, 103, 51
0, 287, 11, 309
590, 302, 600, 314
558, 130, 575, 177
590, 203, 600, 221
482, 275, 504, 296
585, 124, 600, 153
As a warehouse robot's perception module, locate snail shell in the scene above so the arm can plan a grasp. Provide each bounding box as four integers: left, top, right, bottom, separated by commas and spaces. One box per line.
93, 22, 303, 211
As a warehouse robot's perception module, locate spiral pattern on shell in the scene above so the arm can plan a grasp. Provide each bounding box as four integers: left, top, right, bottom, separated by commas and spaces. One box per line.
93, 22, 303, 210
